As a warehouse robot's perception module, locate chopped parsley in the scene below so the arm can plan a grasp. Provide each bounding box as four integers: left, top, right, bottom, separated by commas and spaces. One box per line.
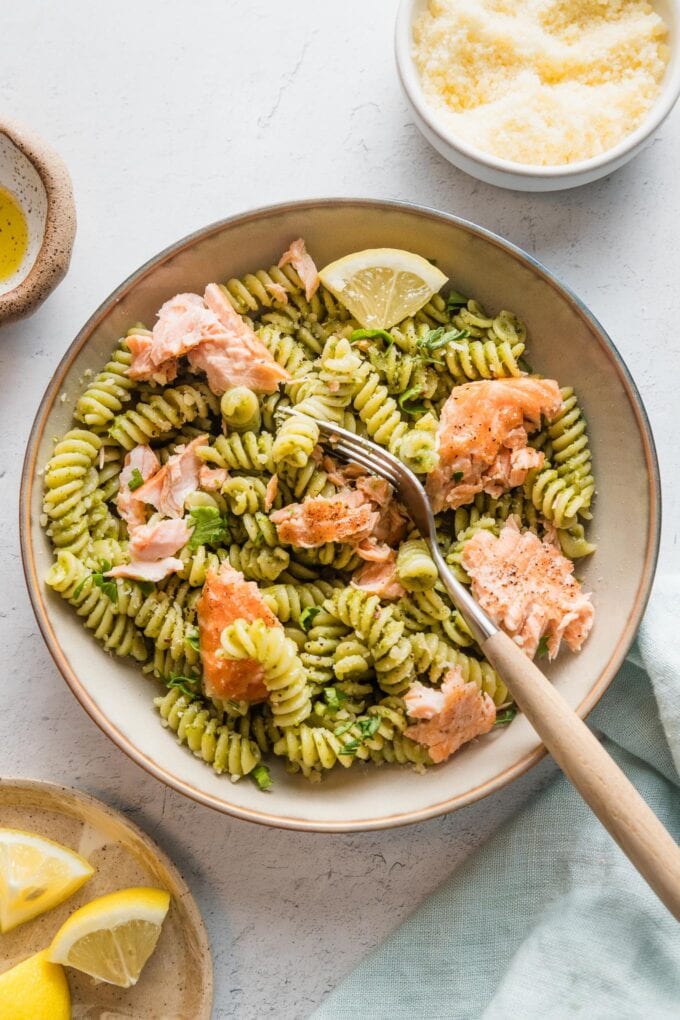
537, 636, 550, 659
356, 716, 381, 739
92, 560, 118, 604
350, 328, 394, 349
418, 325, 470, 354
185, 628, 200, 652
72, 574, 89, 599
137, 580, 155, 596
323, 686, 348, 711
446, 290, 468, 313
338, 739, 360, 756
252, 765, 273, 791
127, 467, 144, 491
333, 721, 354, 737
187, 505, 228, 551
299, 606, 321, 633
398, 385, 427, 416
165, 674, 201, 698
494, 706, 518, 727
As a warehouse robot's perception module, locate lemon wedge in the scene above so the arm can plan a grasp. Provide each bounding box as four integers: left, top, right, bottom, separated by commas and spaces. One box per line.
318, 248, 448, 330
0, 950, 70, 1020
48, 887, 170, 988
0, 828, 94, 933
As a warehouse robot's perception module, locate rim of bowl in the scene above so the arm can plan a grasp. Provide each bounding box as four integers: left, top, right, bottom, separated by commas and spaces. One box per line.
395, 0, 680, 181
0, 776, 213, 1017
0, 117, 76, 322
20, 198, 662, 832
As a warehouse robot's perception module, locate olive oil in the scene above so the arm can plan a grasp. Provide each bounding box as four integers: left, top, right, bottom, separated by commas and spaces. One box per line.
0, 186, 28, 283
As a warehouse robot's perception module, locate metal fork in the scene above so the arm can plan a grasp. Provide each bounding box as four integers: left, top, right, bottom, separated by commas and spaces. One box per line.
284, 410, 680, 919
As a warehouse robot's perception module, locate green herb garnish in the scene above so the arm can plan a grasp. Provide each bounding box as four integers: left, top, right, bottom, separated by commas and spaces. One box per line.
418, 326, 469, 354
453, 471, 464, 482
166, 674, 201, 698
357, 716, 381, 739
494, 707, 518, 726
185, 628, 200, 652
324, 686, 348, 711
338, 739, 360, 756
299, 606, 321, 633
72, 574, 88, 599
537, 636, 550, 659
446, 290, 468, 313
252, 765, 273, 791
334, 721, 354, 737
398, 386, 427, 416
128, 467, 144, 491
137, 580, 155, 596
350, 328, 394, 349
92, 560, 118, 604
187, 505, 228, 551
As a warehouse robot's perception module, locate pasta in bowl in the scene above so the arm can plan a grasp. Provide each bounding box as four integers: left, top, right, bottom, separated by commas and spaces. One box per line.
21, 200, 659, 830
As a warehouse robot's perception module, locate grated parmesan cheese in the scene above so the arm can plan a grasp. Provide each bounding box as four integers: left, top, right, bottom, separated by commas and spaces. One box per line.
413, 0, 670, 166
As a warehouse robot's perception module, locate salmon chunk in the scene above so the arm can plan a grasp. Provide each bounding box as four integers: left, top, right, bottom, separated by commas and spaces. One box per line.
404, 668, 496, 763
116, 445, 160, 531
199, 465, 228, 491
105, 517, 191, 583
133, 435, 207, 518
278, 238, 319, 301
351, 551, 405, 601
461, 518, 594, 659
127, 285, 290, 395
197, 563, 281, 701
188, 284, 291, 395
426, 377, 562, 512
270, 489, 378, 547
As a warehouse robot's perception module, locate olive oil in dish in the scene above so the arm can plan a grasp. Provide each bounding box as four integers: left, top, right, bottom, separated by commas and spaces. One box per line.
0, 185, 28, 283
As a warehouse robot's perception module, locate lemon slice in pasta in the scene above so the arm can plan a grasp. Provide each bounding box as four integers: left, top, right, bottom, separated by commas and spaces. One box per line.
318, 248, 448, 329
0, 828, 94, 933
48, 887, 170, 987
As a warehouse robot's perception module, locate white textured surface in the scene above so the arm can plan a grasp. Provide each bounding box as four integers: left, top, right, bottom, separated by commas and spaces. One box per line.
0, 2, 678, 1017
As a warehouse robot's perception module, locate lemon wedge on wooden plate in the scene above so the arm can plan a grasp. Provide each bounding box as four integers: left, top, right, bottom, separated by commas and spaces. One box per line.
48, 886, 170, 988
0, 950, 70, 1020
0, 828, 94, 933
318, 248, 448, 330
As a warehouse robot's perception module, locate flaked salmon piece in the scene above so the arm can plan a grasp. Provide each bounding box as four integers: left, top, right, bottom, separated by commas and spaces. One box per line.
197, 563, 281, 701
105, 518, 191, 584
264, 474, 279, 512
404, 668, 496, 763
321, 455, 366, 488
270, 489, 378, 547
199, 465, 228, 491
355, 475, 409, 546
127, 293, 224, 383
105, 556, 185, 583
134, 434, 207, 518
117, 445, 160, 531
128, 518, 191, 560
268, 281, 288, 304
278, 238, 319, 301
187, 284, 291, 395
461, 517, 594, 659
354, 539, 393, 563
426, 378, 562, 512
352, 552, 405, 601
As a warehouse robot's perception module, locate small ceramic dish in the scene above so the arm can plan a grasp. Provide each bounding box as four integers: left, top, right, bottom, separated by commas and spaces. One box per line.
21, 199, 660, 832
0, 778, 212, 1018
395, 0, 680, 192
0, 118, 76, 324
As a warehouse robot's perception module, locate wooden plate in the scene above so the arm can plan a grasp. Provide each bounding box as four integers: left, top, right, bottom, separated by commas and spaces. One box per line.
0, 778, 212, 1018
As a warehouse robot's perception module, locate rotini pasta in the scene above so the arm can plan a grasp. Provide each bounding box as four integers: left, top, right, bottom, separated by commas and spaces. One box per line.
42, 243, 595, 789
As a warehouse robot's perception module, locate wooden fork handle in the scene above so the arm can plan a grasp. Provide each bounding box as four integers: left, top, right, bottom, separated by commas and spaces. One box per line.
483, 629, 680, 921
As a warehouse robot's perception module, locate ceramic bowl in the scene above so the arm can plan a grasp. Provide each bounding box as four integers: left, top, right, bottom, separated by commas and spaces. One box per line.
21, 199, 660, 831
0, 118, 76, 324
395, 0, 680, 192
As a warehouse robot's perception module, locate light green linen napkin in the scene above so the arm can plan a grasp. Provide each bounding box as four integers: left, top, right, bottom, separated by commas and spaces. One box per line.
313, 578, 680, 1019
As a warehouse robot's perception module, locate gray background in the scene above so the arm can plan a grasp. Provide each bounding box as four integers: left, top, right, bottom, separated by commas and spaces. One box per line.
1, 1, 678, 1016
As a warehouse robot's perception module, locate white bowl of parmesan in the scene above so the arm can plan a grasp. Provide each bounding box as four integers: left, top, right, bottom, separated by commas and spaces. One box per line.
396, 0, 680, 191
